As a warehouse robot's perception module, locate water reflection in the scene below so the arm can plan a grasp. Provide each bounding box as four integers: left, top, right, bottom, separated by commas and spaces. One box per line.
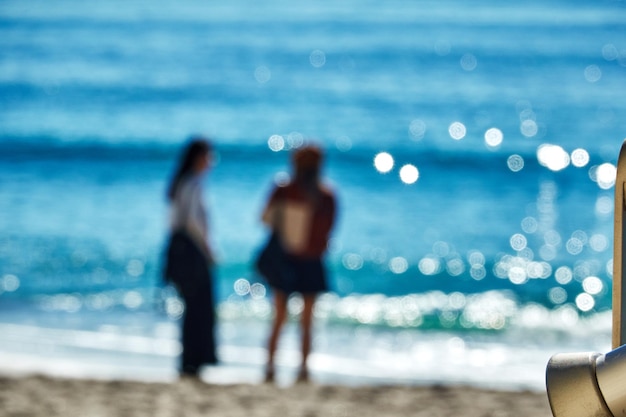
211, 131, 617, 330
448, 121, 466, 140
537, 144, 570, 171
575, 293, 595, 312
595, 163, 617, 189
254, 65, 271, 84
399, 164, 419, 184
549, 287, 568, 304
334, 135, 352, 152
571, 148, 590, 167
520, 119, 538, 138
409, 119, 426, 140
1, 274, 20, 293
373, 152, 394, 173
484, 127, 503, 149
582, 276, 603, 295
309, 49, 326, 68
507, 154, 524, 172
389, 257, 409, 274
602, 43, 619, 61
589, 234, 609, 252
418, 256, 440, 276
584, 65, 602, 83
460, 53, 478, 71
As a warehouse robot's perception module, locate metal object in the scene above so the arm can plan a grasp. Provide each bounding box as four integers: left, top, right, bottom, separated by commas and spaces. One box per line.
596, 346, 626, 416
546, 352, 611, 417
545, 140, 626, 417
546, 348, 626, 417
612, 141, 626, 349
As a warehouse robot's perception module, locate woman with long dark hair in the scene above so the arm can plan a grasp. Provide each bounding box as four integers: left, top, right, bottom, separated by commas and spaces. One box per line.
260, 144, 337, 383
164, 136, 217, 377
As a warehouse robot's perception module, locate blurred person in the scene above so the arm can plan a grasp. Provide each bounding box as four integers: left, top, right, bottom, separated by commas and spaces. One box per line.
259, 144, 337, 383
164, 137, 218, 377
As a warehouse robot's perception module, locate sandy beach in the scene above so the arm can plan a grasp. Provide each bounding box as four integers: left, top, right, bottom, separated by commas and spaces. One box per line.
0, 374, 553, 417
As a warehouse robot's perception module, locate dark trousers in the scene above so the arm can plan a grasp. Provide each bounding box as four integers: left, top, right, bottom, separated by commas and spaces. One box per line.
165, 231, 218, 374
180, 276, 217, 374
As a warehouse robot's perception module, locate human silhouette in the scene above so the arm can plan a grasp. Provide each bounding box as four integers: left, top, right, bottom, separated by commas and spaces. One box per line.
259, 144, 337, 383
164, 137, 218, 377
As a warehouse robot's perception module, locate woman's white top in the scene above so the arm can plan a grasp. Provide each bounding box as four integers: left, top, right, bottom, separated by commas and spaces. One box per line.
170, 174, 209, 254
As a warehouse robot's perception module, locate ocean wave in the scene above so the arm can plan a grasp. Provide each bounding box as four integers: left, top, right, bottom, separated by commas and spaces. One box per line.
0, 131, 617, 171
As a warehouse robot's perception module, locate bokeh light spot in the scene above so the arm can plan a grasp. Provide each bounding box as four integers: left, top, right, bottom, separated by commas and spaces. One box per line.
575, 293, 595, 312
273, 171, 290, 186
310, 49, 326, 68
446, 258, 465, 276
521, 216, 538, 234
555, 266, 573, 285
165, 297, 184, 319
342, 253, 364, 270
584, 65, 602, 83
467, 250, 485, 266
539, 245, 557, 261
582, 276, 603, 295
123, 291, 143, 309
470, 265, 486, 280
566, 238, 584, 255
126, 259, 144, 277
2, 274, 20, 292
409, 119, 427, 140
595, 196, 612, 216
460, 53, 477, 71
250, 283, 266, 299
507, 154, 524, 172
374, 152, 394, 173
595, 163, 616, 189
510, 233, 527, 251
603, 44, 619, 61
527, 261, 551, 279
399, 164, 419, 184
286, 131, 304, 149
448, 122, 466, 140
484, 127, 503, 148
419, 256, 441, 275
335, 136, 352, 152
433, 241, 450, 257
268, 134, 285, 152
544, 230, 562, 247
389, 257, 409, 274
520, 119, 538, 138
254, 66, 271, 83
548, 287, 568, 304
434, 40, 451, 56
589, 234, 609, 252
508, 267, 528, 285
537, 144, 570, 171
234, 278, 251, 296
571, 148, 590, 168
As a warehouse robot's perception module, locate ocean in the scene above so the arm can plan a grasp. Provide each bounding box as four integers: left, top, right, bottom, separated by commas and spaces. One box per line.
1, 0, 626, 390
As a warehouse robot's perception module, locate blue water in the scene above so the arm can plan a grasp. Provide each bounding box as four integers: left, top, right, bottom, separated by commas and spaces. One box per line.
1, 0, 626, 390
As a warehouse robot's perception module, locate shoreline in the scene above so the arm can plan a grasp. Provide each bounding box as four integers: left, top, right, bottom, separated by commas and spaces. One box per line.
0, 344, 552, 394
0, 373, 553, 417
0, 314, 575, 393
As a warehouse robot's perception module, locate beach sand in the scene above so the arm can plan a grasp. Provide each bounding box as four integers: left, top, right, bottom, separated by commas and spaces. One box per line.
0, 374, 553, 417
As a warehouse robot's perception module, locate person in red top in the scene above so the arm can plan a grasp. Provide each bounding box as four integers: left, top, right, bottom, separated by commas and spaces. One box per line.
260, 144, 337, 383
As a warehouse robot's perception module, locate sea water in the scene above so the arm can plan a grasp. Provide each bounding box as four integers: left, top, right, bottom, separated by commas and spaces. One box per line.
1, 0, 626, 390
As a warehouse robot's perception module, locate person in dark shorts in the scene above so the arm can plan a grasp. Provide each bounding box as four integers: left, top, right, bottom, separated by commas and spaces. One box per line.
260, 144, 337, 383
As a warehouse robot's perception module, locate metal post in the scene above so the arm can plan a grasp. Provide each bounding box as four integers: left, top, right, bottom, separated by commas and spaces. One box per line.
613, 140, 626, 349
